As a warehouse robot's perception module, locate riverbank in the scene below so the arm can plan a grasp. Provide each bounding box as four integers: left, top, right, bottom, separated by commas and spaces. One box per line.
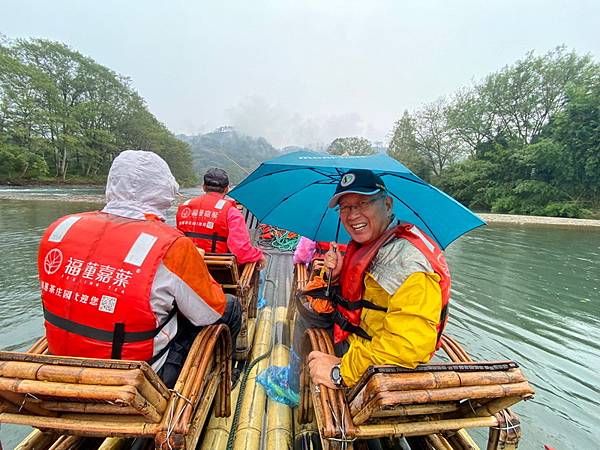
478, 213, 600, 228
1, 191, 600, 227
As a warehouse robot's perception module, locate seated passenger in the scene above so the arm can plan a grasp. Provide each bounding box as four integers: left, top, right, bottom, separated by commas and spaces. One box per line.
294, 169, 451, 390
176, 167, 267, 270
38, 150, 241, 387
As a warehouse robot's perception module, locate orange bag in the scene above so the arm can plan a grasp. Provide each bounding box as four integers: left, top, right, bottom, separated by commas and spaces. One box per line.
303, 269, 335, 314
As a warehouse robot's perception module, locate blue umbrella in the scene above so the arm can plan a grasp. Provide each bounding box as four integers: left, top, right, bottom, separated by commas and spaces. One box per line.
229, 151, 484, 249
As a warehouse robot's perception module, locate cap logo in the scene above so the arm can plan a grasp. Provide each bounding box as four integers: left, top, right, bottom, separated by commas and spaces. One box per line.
340, 173, 355, 187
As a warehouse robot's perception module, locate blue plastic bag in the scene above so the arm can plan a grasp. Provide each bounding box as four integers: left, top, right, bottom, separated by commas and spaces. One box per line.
257, 365, 299, 407
257, 271, 268, 309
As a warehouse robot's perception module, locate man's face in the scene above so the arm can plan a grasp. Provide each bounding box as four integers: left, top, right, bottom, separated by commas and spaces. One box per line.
338, 192, 392, 244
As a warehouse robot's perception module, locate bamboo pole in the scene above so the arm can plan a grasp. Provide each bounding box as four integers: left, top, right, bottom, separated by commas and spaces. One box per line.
0, 391, 56, 417
349, 369, 526, 416
199, 383, 242, 450
0, 361, 141, 385
39, 401, 140, 415
265, 306, 293, 450
47, 435, 81, 450
176, 331, 221, 431
14, 429, 58, 450
97, 437, 132, 450
445, 428, 480, 450
0, 412, 160, 437
232, 306, 273, 450
370, 403, 459, 418
471, 396, 528, 417
184, 373, 221, 449
350, 382, 532, 426
354, 416, 499, 439
317, 328, 355, 435
425, 434, 455, 450
305, 330, 335, 438
27, 337, 48, 355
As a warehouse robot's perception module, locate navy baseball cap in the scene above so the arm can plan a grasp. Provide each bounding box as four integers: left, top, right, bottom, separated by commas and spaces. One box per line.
204, 168, 229, 188
328, 169, 387, 207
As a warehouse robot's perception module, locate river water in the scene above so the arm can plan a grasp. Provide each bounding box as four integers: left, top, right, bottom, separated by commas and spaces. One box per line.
0, 192, 599, 449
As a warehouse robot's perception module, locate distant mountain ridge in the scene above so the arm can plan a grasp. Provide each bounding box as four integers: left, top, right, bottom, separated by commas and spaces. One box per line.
177, 127, 281, 184
177, 127, 318, 184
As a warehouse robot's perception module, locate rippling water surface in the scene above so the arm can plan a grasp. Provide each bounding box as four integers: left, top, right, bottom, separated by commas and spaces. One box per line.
0, 192, 599, 449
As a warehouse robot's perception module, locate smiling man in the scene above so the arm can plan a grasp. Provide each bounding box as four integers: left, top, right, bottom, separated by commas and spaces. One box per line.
303, 168, 452, 389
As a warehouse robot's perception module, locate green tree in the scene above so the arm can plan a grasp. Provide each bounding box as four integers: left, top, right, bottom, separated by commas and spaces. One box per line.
0, 37, 197, 185
411, 98, 464, 178
327, 136, 374, 156
479, 47, 594, 145
388, 110, 431, 179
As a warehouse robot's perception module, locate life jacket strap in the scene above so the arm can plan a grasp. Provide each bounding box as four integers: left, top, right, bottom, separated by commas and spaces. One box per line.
183, 231, 227, 253
436, 302, 449, 345
303, 286, 387, 312
333, 311, 372, 341
43, 305, 178, 359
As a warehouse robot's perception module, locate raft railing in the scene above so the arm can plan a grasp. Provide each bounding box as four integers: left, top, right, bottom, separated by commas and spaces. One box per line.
0, 324, 231, 450
299, 329, 534, 450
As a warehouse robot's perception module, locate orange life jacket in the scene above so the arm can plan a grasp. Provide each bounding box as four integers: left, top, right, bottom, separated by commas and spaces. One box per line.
176, 193, 235, 253
314, 241, 348, 258
334, 223, 451, 347
38, 211, 182, 362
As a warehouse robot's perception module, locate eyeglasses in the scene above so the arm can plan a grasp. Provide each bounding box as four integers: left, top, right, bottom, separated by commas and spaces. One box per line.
336, 195, 385, 216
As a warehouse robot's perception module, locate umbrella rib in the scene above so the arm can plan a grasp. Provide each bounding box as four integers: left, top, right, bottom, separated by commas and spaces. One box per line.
247, 166, 339, 182
257, 179, 328, 223
386, 189, 442, 248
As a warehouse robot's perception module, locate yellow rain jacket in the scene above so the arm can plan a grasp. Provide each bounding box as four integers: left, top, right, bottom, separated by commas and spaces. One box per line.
339, 238, 443, 387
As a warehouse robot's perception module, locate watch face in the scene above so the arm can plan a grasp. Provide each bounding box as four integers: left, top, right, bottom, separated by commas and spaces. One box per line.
331, 365, 342, 384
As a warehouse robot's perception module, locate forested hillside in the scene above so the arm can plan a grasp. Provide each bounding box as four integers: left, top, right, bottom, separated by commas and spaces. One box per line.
179, 126, 282, 184
388, 47, 599, 218
0, 38, 197, 185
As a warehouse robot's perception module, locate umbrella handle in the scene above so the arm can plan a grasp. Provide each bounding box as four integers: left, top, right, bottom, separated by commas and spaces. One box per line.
325, 243, 338, 297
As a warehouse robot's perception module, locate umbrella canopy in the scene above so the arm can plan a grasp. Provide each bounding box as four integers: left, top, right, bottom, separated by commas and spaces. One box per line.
229, 151, 484, 249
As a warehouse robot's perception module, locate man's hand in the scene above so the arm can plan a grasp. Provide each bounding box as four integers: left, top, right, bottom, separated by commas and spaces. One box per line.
324, 242, 343, 280
256, 256, 268, 271
307, 350, 342, 390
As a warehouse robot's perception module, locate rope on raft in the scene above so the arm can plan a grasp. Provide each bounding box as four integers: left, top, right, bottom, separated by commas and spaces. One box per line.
257, 224, 300, 252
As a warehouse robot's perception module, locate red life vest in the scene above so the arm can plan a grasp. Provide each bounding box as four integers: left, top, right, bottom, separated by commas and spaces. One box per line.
38, 211, 182, 362
335, 223, 451, 348
176, 193, 235, 253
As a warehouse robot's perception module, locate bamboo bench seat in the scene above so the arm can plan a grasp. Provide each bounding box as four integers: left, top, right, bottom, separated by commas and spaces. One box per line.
0, 324, 231, 450
204, 253, 259, 317
287, 262, 311, 320
299, 329, 534, 450
204, 252, 259, 360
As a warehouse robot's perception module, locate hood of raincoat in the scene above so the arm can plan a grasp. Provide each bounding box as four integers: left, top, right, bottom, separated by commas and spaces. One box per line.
102, 150, 179, 221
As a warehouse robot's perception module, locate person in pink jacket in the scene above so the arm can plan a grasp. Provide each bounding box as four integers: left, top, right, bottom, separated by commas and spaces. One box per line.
176, 168, 267, 269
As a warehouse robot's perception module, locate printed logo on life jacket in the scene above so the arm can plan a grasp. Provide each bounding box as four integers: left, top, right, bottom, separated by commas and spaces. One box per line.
180, 207, 191, 219
340, 173, 355, 187
44, 249, 63, 275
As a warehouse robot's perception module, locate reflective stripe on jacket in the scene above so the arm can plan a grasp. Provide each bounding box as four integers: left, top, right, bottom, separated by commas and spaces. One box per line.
38, 211, 182, 362
176, 192, 235, 253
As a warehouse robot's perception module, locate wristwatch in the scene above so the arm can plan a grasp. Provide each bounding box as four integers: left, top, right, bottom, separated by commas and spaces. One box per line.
330, 364, 345, 388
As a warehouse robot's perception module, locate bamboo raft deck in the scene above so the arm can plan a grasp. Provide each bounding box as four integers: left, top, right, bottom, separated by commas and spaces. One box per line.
4, 250, 534, 450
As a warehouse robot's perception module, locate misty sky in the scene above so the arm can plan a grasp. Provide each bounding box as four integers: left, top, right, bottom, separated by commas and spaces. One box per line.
2, 0, 599, 148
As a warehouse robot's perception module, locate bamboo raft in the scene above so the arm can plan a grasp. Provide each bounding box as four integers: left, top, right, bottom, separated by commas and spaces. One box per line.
3, 252, 535, 450
1, 325, 231, 449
